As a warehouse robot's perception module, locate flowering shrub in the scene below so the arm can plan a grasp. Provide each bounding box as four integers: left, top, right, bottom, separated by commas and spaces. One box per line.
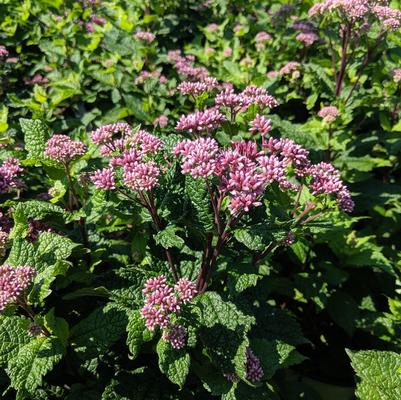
0, 0, 401, 399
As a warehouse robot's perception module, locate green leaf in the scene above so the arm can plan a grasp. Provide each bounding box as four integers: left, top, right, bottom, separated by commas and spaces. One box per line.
156, 339, 190, 388
153, 225, 184, 249
185, 176, 214, 232
0, 316, 31, 365
347, 349, 401, 400
7, 336, 64, 399
327, 291, 359, 336
194, 292, 255, 330
70, 304, 128, 360
19, 119, 51, 161
126, 310, 154, 359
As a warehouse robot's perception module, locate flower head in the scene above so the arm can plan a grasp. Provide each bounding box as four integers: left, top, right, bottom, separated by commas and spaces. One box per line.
162, 324, 187, 349
134, 31, 156, 43
91, 167, 116, 190
318, 106, 340, 122
0, 265, 36, 312
44, 135, 86, 164
123, 161, 160, 192
0, 158, 23, 192
176, 108, 226, 133
246, 348, 264, 382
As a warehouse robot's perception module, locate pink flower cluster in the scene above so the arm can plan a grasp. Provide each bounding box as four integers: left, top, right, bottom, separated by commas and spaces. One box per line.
279, 61, 301, 76
0, 265, 36, 312
0, 45, 8, 57
24, 74, 49, 86
169, 51, 209, 80
177, 77, 218, 96
393, 68, 401, 83
134, 31, 156, 43
296, 32, 319, 46
255, 31, 272, 49
153, 115, 169, 128
318, 105, 340, 122
309, 0, 401, 29
173, 135, 291, 214
90, 14, 106, 26
246, 348, 264, 382
141, 276, 197, 348
173, 138, 219, 178
0, 158, 23, 193
215, 85, 278, 116
207, 23, 219, 32
91, 124, 164, 193
176, 107, 226, 134
135, 70, 167, 85
174, 108, 354, 214
44, 134, 86, 164
307, 162, 354, 212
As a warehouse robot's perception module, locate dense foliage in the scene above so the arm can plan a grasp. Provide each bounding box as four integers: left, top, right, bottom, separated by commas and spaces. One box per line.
1, 0, 401, 399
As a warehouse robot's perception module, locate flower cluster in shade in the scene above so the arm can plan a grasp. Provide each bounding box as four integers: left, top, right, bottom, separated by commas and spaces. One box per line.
309, 0, 401, 30
168, 50, 209, 80
153, 115, 169, 128
393, 68, 401, 83
44, 134, 86, 164
90, 124, 164, 192
140, 275, 197, 349
224, 347, 264, 383
0, 45, 8, 57
0, 265, 36, 312
174, 113, 353, 214
27, 219, 53, 242
255, 31, 272, 50
293, 20, 319, 46
134, 31, 156, 43
0, 158, 23, 193
279, 61, 301, 77
135, 70, 167, 85
177, 77, 218, 96
318, 105, 340, 122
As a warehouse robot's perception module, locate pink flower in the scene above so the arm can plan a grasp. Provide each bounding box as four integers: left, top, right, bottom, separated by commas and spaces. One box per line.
91, 123, 132, 145
0, 265, 36, 312
134, 31, 156, 43
249, 114, 273, 135
246, 348, 264, 382
0, 46, 9, 57
173, 138, 219, 178
393, 68, 401, 83
279, 61, 301, 75
0, 158, 23, 192
91, 14, 107, 26
175, 278, 197, 303
223, 47, 233, 57
44, 135, 86, 164
131, 130, 164, 154
173, 54, 210, 80
163, 324, 187, 349
207, 23, 219, 32
27, 219, 53, 242
123, 161, 160, 192
296, 32, 319, 45
91, 167, 115, 190
177, 77, 218, 96
176, 108, 226, 133
307, 162, 354, 212
153, 115, 169, 128
318, 106, 339, 122
255, 31, 272, 43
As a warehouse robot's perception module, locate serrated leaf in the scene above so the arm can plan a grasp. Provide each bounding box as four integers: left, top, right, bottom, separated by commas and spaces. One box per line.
126, 310, 154, 359
70, 304, 128, 360
153, 225, 184, 249
7, 336, 64, 399
347, 349, 401, 400
20, 119, 51, 161
185, 176, 214, 232
0, 316, 31, 365
156, 339, 190, 388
